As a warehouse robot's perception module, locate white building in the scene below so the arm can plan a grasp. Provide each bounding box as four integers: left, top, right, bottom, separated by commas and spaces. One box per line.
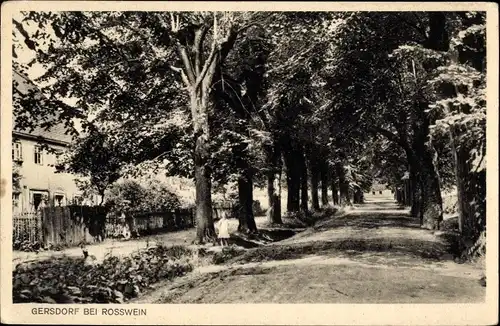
12, 70, 98, 213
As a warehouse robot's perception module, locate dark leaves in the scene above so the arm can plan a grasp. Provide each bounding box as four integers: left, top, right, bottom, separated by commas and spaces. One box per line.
13, 245, 194, 303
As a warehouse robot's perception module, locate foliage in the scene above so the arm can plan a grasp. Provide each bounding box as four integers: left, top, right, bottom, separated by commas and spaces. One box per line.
426, 12, 486, 252
13, 239, 44, 252
13, 11, 487, 245
428, 13, 486, 174
12, 164, 22, 193
58, 127, 124, 203
370, 137, 408, 188
13, 245, 193, 303
105, 180, 182, 216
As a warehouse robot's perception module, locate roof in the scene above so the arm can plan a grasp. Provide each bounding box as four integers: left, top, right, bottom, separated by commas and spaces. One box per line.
12, 70, 73, 145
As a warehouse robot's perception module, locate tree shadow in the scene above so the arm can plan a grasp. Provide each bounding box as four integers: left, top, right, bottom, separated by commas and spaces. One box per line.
227, 236, 260, 249
314, 212, 421, 231
354, 206, 407, 211
229, 237, 451, 265
227, 229, 299, 249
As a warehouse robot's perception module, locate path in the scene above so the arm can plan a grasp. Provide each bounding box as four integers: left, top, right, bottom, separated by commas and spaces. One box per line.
136, 195, 485, 304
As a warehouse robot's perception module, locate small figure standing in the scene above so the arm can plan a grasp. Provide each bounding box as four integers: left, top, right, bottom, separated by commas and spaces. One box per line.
216, 214, 230, 247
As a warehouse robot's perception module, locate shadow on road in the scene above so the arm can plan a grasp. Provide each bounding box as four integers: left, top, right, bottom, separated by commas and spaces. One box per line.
227, 237, 449, 266
315, 213, 421, 230
136, 197, 485, 304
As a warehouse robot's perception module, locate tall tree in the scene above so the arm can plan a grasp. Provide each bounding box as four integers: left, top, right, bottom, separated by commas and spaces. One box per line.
15, 11, 268, 243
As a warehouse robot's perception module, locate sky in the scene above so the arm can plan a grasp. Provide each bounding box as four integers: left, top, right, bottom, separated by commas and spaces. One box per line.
13, 12, 49, 80
13, 12, 88, 132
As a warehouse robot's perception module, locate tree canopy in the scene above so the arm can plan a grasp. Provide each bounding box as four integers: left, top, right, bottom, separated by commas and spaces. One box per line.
13, 10, 487, 256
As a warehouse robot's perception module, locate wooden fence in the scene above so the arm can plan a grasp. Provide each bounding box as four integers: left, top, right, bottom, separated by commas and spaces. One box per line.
103, 208, 197, 238
212, 204, 236, 221
133, 209, 194, 235
13, 202, 260, 249
13, 205, 107, 248
13, 212, 42, 245
40, 206, 106, 247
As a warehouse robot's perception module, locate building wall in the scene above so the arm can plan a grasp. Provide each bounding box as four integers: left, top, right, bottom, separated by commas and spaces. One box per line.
13, 137, 98, 212
365, 182, 394, 197
366, 189, 393, 197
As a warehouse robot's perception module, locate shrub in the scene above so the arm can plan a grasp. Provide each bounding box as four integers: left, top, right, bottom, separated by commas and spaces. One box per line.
106, 180, 182, 217
13, 244, 193, 303
13, 239, 44, 252
105, 180, 182, 236
213, 198, 265, 218
252, 200, 265, 216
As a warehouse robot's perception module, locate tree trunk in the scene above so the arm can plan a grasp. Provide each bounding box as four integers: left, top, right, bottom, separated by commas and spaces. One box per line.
336, 163, 351, 207
194, 134, 215, 243
404, 179, 411, 206
409, 164, 422, 217
237, 168, 257, 234
412, 122, 443, 230
401, 183, 407, 205
463, 169, 486, 241
331, 170, 339, 206
320, 161, 329, 207
125, 213, 138, 238
425, 12, 450, 51
177, 24, 238, 243
300, 149, 309, 213
284, 147, 300, 213
265, 144, 282, 224
309, 155, 320, 211
353, 187, 363, 204
396, 189, 402, 204
191, 91, 216, 243
405, 11, 448, 230
451, 128, 486, 242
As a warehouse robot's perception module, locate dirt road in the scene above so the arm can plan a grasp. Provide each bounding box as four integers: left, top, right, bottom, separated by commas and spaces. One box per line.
137, 196, 485, 303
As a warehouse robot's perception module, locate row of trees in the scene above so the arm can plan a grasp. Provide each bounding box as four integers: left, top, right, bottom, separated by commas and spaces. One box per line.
13, 11, 486, 256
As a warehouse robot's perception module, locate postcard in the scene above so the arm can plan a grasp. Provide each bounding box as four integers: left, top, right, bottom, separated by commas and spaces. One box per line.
1, 2, 498, 325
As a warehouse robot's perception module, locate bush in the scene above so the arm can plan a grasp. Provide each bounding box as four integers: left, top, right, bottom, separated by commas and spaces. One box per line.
213, 198, 265, 218
442, 190, 458, 215
252, 200, 265, 216
106, 180, 182, 217
13, 239, 44, 252
13, 245, 193, 303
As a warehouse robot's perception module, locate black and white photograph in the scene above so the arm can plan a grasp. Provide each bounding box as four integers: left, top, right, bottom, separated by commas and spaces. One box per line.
1, 2, 498, 325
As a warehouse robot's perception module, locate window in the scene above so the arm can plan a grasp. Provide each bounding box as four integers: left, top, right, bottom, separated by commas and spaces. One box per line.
54, 153, 66, 171
12, 193, 20, 212
32, 193, 43, 210
54, 194, 65, 207
34, 146, 43, 165
73, 195, 83, 205
12, 142, 22, 161
30, 190, 49, 211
